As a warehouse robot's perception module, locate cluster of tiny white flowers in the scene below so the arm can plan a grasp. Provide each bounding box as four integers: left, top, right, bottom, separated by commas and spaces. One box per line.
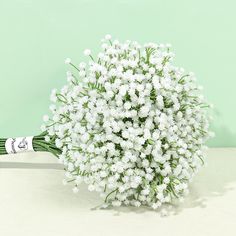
43, 35, 212, 209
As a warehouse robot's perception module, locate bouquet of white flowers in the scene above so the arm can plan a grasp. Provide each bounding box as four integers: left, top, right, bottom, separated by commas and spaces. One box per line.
0, 35, 212, 209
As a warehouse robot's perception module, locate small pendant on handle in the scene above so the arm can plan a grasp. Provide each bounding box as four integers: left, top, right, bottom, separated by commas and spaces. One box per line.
5, 137, 34, 154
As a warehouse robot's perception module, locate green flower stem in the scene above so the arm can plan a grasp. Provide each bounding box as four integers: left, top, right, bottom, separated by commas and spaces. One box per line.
105, 188, 118, 203
69, 62, 80, 72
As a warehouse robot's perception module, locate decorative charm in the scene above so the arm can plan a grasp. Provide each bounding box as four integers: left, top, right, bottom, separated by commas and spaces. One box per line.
5, 137, 34, 154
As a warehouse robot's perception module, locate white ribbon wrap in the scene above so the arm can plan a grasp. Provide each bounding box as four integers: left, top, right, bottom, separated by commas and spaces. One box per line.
5, 137, 34, 154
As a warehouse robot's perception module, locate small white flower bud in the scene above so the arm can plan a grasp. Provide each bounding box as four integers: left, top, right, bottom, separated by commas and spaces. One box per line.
65, 58, 71, 64
84, 49, 91, 56
105, 34, 112, 40
72, 186, 79, 193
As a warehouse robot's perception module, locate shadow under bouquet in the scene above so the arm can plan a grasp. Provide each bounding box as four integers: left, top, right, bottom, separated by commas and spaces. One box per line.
0, 35, 213, 209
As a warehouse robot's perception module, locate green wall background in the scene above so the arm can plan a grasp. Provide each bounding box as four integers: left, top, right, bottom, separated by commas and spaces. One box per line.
0, 0, 235, 147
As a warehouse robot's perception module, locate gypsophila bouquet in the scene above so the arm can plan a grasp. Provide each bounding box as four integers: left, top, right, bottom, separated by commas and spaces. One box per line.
41, 35, 213, 209
0, 35, 213, 210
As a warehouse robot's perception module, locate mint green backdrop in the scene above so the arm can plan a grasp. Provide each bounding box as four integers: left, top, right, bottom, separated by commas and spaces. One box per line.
0, 0, 235, 147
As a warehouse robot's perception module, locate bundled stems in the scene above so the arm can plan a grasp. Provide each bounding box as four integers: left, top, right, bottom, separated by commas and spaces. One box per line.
0, 131, 62, 157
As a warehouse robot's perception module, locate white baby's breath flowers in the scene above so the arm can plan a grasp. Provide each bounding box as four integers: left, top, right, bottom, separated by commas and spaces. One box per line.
84, 49, 91, 56
43, 35, 212, 209
43, 115, 49, 122
72, 186, 79, 193
65, 58, 71, 65
105, 34, 112, 40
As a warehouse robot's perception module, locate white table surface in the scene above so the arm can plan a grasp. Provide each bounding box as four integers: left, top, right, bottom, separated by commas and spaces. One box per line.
0, 148, 236, 236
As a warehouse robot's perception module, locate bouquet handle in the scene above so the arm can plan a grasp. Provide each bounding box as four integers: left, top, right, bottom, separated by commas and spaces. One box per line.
0, 132, 61, 157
